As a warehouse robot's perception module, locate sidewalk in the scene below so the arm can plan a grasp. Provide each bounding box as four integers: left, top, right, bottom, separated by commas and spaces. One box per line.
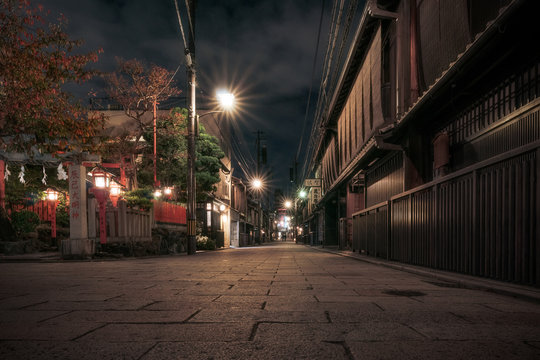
0, 251, 62, 262
311, 244, 540, 304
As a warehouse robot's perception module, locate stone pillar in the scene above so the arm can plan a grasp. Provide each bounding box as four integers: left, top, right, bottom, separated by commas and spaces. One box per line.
62, 163, 94, 258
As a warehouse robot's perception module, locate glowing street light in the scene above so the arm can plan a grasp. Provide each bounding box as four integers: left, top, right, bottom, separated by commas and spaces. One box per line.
252, 178, 262, 190
216, 89, 235, 110
186, 88, 235, 255
284, 200, 292, 209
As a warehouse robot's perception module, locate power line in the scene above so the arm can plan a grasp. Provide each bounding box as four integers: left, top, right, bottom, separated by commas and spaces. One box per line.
184, 0, 195, 47
173, 0, 188, 51
295, 0, 327, 168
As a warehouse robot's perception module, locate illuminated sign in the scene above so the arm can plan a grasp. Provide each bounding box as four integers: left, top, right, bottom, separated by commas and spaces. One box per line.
304, 178, 322, 187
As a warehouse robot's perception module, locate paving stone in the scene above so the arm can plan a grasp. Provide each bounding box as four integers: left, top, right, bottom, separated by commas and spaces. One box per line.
348, 340, 540, 360
1, 243, 539, 359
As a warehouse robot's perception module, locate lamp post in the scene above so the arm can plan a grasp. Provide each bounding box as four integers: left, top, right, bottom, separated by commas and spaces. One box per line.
252, 178, 263, 244
91, 168, 110, 245
45, 189, 59, 243
186, 90, 235, 255
296, 189, 307, 243
284, 199, 292, 240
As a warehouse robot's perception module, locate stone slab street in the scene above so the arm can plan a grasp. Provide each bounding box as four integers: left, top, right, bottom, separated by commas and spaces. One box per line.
1, 243, 539, 359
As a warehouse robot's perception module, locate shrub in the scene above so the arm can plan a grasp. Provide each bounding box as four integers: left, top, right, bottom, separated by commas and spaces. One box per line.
196, 235, 216, 250
122, 188, 154, 210
10, 210, 40, 235
56, 202, 70, 228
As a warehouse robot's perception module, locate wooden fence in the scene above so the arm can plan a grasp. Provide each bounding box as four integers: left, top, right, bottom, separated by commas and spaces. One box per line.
88, 200, 152, 243
153, 200, 186, 225
352, 141, 539, 286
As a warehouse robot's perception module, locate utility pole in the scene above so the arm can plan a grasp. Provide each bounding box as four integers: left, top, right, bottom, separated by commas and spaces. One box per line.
153, 98, 159, 188
254, 130, 265, 244
186, 0, 197, 255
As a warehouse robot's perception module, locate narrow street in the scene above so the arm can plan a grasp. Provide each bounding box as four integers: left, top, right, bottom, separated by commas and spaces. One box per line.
1, 243, 539, 359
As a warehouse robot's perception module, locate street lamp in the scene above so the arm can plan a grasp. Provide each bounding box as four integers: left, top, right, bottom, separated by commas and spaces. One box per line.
251, 178, 264, 244
45, 189, 59, 244
186, 89, 235, 255
252, 178, 262, 190
90, 168, 111, 245
216, 89, 235, 110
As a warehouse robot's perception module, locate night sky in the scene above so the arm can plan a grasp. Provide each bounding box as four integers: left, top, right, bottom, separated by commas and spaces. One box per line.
38, 0, 331, 195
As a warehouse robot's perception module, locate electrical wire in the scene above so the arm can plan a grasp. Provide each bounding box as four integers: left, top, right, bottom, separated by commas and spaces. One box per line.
155, 63, 183, 99
173, 0, 188, 50
184, 0, 195, 47
295, 0, 326, 168
304, 0, 359, 180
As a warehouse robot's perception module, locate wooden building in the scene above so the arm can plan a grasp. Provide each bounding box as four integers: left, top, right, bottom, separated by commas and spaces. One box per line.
305, 0, 539, 286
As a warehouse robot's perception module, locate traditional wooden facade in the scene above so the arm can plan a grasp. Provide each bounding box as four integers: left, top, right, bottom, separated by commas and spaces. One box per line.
306, 0, 539, 285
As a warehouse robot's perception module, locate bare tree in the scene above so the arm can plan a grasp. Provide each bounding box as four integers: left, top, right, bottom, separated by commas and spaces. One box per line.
104, 58, 181, 188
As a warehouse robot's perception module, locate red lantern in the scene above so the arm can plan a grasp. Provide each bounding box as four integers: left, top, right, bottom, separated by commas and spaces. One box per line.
45, 189, 59, 242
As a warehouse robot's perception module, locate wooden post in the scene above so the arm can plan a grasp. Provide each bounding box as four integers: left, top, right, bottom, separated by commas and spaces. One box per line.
0, 160, 5, 210
118, 200, 127, 240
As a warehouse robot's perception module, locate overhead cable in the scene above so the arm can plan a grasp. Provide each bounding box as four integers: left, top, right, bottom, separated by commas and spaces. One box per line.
295, 0, 326, 167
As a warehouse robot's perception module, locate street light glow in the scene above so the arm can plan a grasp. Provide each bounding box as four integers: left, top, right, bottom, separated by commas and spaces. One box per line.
252, 178, 262, 189
217, 89, 235, 110
284, 200, 292, 208
299, 190, 307, 199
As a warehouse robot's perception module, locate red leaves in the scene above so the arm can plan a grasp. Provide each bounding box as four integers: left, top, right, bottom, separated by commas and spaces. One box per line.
1, 0, 102, 154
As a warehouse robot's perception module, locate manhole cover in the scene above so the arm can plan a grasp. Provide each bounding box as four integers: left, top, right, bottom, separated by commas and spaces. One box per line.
383, 290, 426, 297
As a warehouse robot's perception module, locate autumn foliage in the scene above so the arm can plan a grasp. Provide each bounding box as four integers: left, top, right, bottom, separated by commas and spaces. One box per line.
105, 58, 181, 137
0, 0, 104, 154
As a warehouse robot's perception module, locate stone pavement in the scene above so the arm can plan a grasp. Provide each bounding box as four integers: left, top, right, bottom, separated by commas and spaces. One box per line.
0, 242, 539, 359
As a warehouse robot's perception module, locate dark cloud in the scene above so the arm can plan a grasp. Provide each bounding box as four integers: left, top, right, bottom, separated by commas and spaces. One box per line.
38, 0, 330, 193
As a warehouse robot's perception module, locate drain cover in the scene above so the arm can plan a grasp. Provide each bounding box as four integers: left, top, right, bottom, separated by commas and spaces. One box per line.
383, 290, 426, 297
